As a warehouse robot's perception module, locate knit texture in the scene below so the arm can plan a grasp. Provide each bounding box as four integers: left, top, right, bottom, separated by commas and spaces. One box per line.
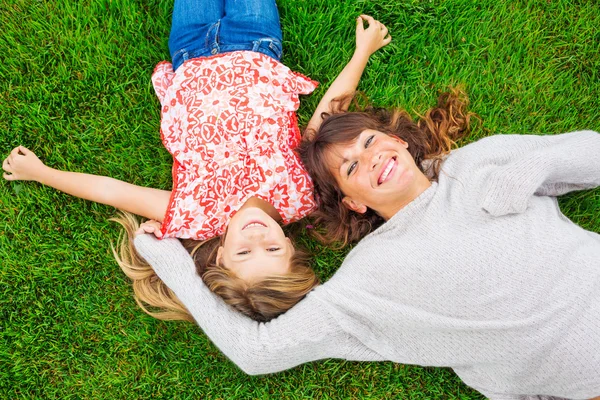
135, 131, 600, 399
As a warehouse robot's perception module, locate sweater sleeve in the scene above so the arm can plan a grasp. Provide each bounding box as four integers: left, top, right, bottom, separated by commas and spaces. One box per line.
481, 130, 600, 216
481, 391, 567, 400
133, 234, 384, 375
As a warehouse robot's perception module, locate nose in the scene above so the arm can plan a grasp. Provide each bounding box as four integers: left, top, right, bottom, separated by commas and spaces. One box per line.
361, 147, 381, 171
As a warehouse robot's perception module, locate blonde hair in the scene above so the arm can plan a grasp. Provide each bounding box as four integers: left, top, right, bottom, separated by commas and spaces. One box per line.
111, 212, 318, 322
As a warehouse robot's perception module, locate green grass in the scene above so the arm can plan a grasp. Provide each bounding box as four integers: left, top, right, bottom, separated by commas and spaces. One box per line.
1, 0, 599, 398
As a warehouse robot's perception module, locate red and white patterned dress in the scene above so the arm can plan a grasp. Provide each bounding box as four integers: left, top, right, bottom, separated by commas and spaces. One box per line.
151, 51, 318, 240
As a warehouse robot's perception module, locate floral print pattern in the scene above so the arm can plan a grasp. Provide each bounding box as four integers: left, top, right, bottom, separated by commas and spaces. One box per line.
151, 51, 318, 240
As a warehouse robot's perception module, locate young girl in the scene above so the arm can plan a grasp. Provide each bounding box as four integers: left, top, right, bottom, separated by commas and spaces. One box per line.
2, 0, 391, 322
132, 90, 600, 399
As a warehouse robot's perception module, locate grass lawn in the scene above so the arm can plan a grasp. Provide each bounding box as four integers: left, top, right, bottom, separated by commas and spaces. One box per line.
1, 0, 599, 398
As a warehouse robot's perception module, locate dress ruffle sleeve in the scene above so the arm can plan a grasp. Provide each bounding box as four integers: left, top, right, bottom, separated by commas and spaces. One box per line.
151, 61, 175, 106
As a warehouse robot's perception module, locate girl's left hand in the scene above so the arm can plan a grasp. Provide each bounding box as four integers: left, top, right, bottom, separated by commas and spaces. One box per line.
135, 219, 164, 238
355, 14, 392, 57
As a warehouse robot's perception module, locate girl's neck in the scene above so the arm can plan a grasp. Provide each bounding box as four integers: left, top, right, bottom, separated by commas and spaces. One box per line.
239, 197, 282, 222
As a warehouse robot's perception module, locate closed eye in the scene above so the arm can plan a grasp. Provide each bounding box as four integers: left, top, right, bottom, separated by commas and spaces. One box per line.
346, 134, 374, 177
347, 161, 357, 176
237, 250, 250, 255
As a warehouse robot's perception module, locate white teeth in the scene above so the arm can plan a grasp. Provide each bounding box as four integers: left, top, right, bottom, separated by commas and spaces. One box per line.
379, 160, 394, 184
243, 222, 267, 230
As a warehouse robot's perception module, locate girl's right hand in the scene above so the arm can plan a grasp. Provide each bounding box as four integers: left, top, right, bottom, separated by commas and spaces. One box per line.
355, 14, 392, 57
2, 146, 46, 182
135, 219, 164, 238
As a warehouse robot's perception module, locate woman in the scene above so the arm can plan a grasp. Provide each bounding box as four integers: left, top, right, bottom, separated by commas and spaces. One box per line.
133, 92, 600, 399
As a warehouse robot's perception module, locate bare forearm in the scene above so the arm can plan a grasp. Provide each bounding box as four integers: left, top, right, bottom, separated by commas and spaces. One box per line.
36, 167, 170, 221
4, 146, 170, 220
38, 166, 116, 202
305, 15, 391, 137
305, 50, 371, 135
321, 49, 371, 103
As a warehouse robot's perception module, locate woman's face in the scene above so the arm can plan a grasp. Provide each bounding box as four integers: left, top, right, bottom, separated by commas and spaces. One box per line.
218, 207, 293, 283
326, 129, 429, 220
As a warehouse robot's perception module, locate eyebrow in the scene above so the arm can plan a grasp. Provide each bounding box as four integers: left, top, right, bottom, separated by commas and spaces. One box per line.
330, 143, 354, 167
323, 149, 344, 175
337, 146, 356, 175
327, 133, 367, 178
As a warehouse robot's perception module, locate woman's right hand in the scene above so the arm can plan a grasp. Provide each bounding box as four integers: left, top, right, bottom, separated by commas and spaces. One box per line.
2, 146, 47, 182
135, 219, 164, 238
355, 14, 392, 57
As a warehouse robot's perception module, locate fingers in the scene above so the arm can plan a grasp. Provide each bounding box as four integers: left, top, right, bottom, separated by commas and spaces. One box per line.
356, 16, 365, 33
2, 157, 15, 180
357, 14, 377, 31
3, 145, 39, 182
135, 220, 164, 238
11, 146, 22, 157
359, 14, 376, 25
3, 146, 23, 180
380, 24, 389, 37
135, 223, 155, 235
135, 225, 155, 236
357, 14, 390, 44
2, 154, 14, 176
359, 14, 385, 31
5, 146, 25, 168
19, 145, 31, 155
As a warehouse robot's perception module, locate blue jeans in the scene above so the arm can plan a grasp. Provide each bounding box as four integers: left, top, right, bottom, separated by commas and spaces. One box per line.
168, 0, 283, 71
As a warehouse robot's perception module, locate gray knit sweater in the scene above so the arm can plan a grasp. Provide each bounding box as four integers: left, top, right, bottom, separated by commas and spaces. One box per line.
135, 131, 600, 399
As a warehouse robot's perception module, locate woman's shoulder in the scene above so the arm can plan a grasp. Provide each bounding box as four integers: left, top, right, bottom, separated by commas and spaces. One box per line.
457, 133, 557, 154
445, 133, 554, 168
456, 134, 520, 154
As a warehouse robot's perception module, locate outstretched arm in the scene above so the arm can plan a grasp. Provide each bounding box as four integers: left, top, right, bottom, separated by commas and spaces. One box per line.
304, 15, 392, 137
481, 130, 600, 216
3, 146, 170, 221
133, 234, 385, 375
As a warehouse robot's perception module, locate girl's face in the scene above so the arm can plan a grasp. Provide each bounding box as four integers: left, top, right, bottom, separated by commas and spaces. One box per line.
218, 207, 293, 283
327, 129, 429, 220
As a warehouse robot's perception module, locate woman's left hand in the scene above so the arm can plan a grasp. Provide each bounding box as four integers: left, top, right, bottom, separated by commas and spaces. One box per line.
135, 219, 164, 238
355, 14, 392, 57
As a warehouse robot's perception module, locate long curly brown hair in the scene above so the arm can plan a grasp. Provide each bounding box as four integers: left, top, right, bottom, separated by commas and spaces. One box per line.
112, 213, 318, 322
299, 88, 473, 246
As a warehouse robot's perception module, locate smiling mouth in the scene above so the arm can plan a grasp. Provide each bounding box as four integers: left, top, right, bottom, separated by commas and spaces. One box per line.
378, 157, 396, 185
242, 221, 267, 230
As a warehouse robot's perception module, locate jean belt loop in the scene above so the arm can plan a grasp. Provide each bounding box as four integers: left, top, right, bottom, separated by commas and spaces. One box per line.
207, 20, 221, 55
